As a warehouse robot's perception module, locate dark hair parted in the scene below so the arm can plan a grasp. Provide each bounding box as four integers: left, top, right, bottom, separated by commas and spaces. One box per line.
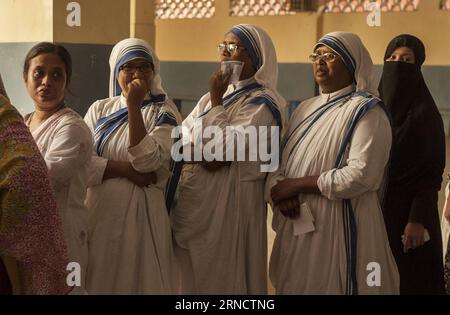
23, 42, 72, 85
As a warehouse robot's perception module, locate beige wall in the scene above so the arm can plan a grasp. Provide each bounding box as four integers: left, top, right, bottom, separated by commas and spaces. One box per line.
0, 0, 53, 43
53, 0, 130, 44
321, 0, 450, 65
0, 0, 153, 45
0, 0, 448, 62
155, 0, 450, 65
130, 0, 156, 45
155, 1, 319, 63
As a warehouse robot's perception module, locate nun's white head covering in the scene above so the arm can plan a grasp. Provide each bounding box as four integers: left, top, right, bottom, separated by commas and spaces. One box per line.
313, 32, 378, 96
228, 24, 285, 106
109, 38, 166, 98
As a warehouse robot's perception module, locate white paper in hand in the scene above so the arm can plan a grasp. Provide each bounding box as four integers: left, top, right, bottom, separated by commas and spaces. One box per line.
401, 228, 431, 247
221, 61, 244, 83
293, 203, 315, 236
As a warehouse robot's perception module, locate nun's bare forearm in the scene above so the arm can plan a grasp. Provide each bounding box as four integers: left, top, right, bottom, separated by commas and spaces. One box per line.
103, 160, 132, 180
271, 176, 320, 204
103, 160, 156, 186
127, 105, 148, 147
297, 176, 321, 194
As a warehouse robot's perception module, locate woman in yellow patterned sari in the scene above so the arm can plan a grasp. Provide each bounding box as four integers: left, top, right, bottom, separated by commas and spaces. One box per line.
0, 93, 69, 294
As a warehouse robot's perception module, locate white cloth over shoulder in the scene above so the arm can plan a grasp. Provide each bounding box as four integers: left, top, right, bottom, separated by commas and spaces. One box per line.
26, 107, 92, 293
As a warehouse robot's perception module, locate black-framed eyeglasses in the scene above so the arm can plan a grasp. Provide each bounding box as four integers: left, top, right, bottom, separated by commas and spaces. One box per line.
217, 43, 244, 55
309, 52, 339, 63
119, 62, 153, 74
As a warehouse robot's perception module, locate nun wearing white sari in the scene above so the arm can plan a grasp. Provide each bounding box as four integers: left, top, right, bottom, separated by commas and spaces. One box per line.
84, 38, 181, 294
171, 24, 285, 294
266, 32, 399, 294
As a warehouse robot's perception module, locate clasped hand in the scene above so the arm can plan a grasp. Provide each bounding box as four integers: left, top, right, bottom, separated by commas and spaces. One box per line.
271, 179, 301, 219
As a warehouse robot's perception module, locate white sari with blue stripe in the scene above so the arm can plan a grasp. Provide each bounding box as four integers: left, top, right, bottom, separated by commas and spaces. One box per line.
267, 84, 399, 294
84, 92, 180, 294
172, 77, 283, 294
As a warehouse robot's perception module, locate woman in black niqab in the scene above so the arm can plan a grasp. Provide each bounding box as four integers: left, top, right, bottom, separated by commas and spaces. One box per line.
379, 34, 445, 295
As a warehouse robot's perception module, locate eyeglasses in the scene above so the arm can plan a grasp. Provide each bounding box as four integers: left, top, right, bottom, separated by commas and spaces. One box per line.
217, 43, 243, 55
309, 52, 339, 63
119, 62, 153, 74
